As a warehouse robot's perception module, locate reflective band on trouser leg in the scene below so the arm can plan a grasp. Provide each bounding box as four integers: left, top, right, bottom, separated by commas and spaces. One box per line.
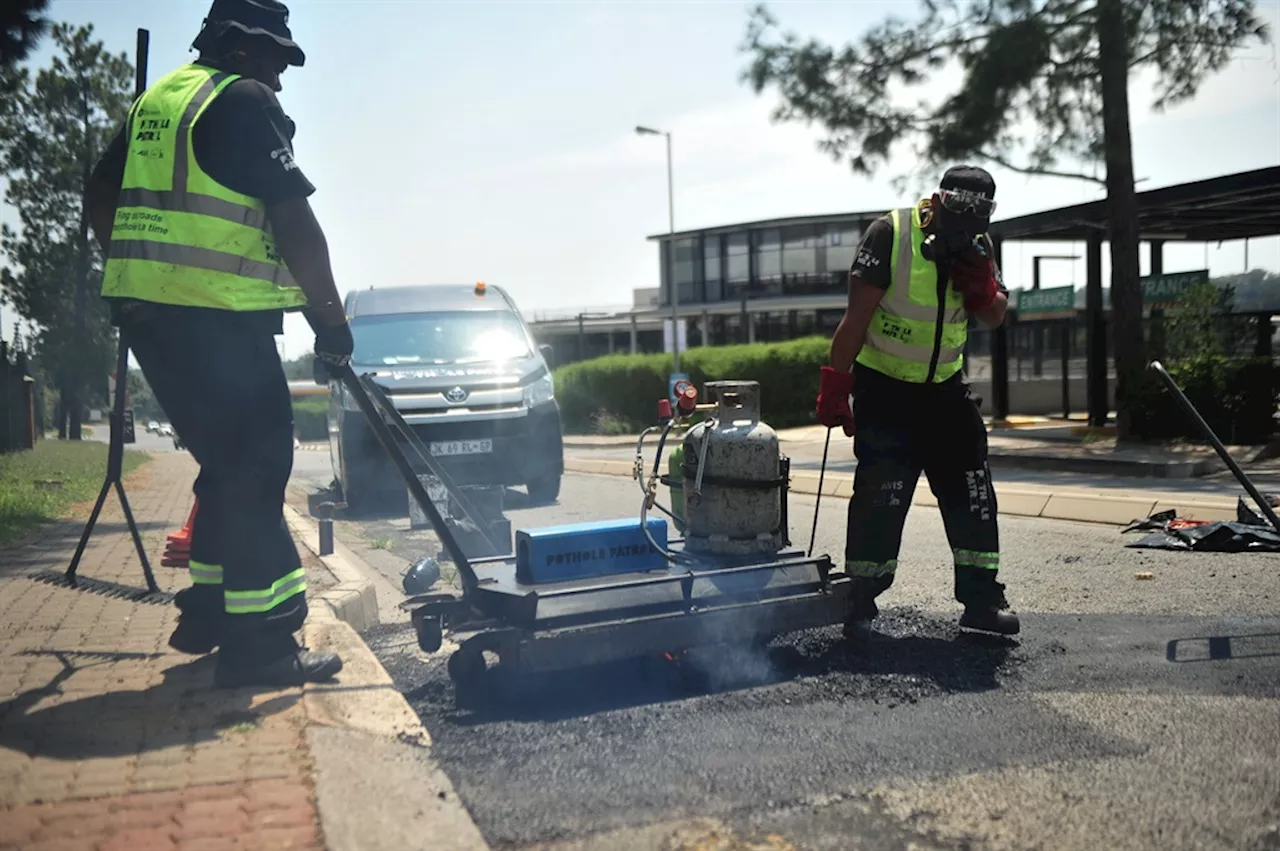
954, 549, 999, 570
846, 559, 898, 578
188, 560, 223, 586
224, 567, 307, 615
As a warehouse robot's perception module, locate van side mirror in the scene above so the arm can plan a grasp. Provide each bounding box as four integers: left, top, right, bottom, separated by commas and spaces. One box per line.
312, 357, 330, 386
539, 344, 555, 368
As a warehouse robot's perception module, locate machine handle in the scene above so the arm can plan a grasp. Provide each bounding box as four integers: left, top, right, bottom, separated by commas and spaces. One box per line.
335, 365, 480, 591
1148, 360, 1280, 532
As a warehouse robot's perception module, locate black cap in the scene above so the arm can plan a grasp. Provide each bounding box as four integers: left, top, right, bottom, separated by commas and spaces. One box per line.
201, 0, 304, 67
940, 165, 996, 199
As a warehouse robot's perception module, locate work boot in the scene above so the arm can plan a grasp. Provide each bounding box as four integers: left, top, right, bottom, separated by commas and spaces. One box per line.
954, 566, 1020, 635
169, 586, 223, 654
959, 606, 1020, 635
214, 648, 343, 689
843, 574, 893, 642
167, 617, 219, 655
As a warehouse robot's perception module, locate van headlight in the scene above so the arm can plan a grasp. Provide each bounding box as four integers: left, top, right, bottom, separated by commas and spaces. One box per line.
523, 372, 555, 407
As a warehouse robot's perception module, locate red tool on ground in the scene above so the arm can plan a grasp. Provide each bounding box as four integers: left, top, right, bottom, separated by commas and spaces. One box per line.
161, 498, 198, 568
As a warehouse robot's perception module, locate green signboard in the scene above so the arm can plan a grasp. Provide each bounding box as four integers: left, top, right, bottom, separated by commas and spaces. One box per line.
1015, 285, 1075, 318
1141, 269, 1209, 305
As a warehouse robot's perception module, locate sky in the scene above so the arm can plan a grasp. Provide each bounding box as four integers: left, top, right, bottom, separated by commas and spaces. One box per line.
1, 0, 1278, 362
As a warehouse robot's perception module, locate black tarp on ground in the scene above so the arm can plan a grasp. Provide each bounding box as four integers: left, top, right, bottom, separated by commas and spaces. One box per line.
1122, 497, 1280, 553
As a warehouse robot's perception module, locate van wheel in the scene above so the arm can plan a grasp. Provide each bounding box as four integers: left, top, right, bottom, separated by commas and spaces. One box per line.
526, 476, 561, 505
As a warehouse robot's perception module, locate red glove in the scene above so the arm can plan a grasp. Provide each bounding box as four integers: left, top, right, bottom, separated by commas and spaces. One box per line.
950, 251, 999, 312
816, 366, 856, 436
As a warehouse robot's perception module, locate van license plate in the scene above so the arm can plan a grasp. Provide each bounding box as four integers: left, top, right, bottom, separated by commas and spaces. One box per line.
429, 439, 493, 457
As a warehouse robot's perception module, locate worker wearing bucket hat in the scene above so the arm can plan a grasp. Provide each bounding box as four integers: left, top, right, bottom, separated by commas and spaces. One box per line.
87, 0, 353, 688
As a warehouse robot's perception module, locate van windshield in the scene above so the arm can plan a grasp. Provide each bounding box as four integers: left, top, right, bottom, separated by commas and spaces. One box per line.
350, 311, 532, 366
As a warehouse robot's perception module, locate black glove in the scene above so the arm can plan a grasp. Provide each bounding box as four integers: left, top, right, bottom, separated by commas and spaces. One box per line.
305, 309, 353, 377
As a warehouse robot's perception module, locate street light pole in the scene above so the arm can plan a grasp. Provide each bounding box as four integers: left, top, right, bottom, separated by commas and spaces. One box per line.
636, 125, 679, 371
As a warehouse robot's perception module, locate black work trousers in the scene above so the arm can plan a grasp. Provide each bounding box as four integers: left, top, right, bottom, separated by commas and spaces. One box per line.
124, 304, 306, 665
845, 364, 1005, 618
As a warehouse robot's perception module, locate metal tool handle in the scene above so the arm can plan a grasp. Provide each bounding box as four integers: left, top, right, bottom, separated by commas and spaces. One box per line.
1148, 360, 1280, 532
335, 365, 480, 590
357, 377, 506, 555
808, 427, 832, 557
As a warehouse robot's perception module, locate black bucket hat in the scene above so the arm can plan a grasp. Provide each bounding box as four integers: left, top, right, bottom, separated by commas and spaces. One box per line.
200, 0, 305, 67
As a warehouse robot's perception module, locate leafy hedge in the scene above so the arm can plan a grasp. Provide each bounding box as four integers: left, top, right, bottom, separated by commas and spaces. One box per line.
552, 336, 830, 434
292, 397, 328, 442
1128, 355, 1279, 445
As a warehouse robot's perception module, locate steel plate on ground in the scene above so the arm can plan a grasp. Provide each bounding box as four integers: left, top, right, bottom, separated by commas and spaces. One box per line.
510, 587, 852, 674
467, 550, 838, 631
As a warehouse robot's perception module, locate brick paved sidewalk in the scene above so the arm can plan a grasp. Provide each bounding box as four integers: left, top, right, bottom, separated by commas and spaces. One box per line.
0, 451, 328, 851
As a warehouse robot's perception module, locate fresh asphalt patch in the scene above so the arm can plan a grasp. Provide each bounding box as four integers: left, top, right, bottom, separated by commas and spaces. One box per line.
364, 606, 1279, 849
292, 455, 1280, 849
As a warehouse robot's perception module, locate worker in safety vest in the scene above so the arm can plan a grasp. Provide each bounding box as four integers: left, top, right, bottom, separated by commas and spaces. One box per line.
87, 0, 352, 688
815, 165, 1020, 640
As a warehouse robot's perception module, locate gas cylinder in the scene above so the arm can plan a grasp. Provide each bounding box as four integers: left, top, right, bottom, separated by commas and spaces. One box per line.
667, 444, 686, 534
681, 381, 783, 557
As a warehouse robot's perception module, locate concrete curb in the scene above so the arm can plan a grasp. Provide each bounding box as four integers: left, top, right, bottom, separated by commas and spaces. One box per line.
284, 503, 380, 633
563, 456, 1242, 527
986, 451, 1222, 479
282, 507, 493, 850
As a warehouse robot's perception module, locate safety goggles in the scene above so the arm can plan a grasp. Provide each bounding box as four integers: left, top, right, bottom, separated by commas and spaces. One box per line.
938, 188, 997, 218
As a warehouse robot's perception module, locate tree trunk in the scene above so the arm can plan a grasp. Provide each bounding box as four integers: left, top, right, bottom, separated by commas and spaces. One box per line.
1096, 0, 1146, 441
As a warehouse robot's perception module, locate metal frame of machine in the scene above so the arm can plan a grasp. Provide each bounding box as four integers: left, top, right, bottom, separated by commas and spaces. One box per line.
336, 366, 852, 695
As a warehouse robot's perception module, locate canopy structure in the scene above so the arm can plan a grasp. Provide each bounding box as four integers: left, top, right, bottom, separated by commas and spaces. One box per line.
985, 167, 1280, 425
991, 166, 1280, 244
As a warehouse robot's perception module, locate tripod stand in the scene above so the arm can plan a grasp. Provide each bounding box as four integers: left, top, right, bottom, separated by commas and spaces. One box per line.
65, 329, 158, 593
63, 27, 157, 594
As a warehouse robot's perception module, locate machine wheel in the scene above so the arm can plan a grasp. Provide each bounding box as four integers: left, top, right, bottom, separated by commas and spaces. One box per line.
526, 475, 561, 506
415, 615, 443, 654
447, 645, 487, 687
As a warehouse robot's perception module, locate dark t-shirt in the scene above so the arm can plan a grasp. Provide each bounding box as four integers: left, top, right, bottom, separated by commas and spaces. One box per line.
848, 213, 1007, 291
94, 63, 316, 333
849, 215, 896, 290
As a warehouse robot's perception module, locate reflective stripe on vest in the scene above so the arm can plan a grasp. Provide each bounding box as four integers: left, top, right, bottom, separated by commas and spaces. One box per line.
101, 64, 305, 312
856, 206, 968, 384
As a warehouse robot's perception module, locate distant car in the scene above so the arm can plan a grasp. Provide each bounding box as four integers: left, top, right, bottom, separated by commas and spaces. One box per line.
159, 424, 174, 437
320, 282, 564, 512
147, 420, 160, 433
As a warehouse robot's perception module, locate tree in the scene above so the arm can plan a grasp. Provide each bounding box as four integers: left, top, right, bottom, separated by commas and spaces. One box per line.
741, 0, 1270, 440
0, 23, 134, 439
0, 0, 50, 68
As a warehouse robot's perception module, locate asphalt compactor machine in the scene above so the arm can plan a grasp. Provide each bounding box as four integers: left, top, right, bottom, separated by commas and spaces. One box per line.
338, 367, 852, 697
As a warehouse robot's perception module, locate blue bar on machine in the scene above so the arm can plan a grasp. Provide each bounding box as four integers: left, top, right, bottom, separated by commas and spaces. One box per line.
515, 517, 669, 584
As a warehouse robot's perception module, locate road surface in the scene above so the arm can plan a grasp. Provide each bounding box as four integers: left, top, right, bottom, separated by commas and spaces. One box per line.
288, 447, 1280, 851
562, 434, 1280, 498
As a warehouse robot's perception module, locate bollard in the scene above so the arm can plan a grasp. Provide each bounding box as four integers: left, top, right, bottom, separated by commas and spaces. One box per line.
319, 519, 334, 556
314, 501, 344, 557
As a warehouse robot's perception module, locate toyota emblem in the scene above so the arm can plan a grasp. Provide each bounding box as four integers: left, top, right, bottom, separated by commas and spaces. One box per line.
444, 386, 469, 404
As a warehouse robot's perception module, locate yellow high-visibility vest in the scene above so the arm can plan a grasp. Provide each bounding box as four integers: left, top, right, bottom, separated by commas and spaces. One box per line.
101, 64, 305, 312
856, 206, 971, 383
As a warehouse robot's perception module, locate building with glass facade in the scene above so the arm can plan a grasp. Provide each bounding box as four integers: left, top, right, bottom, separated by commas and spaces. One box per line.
649, 211, 885, 346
